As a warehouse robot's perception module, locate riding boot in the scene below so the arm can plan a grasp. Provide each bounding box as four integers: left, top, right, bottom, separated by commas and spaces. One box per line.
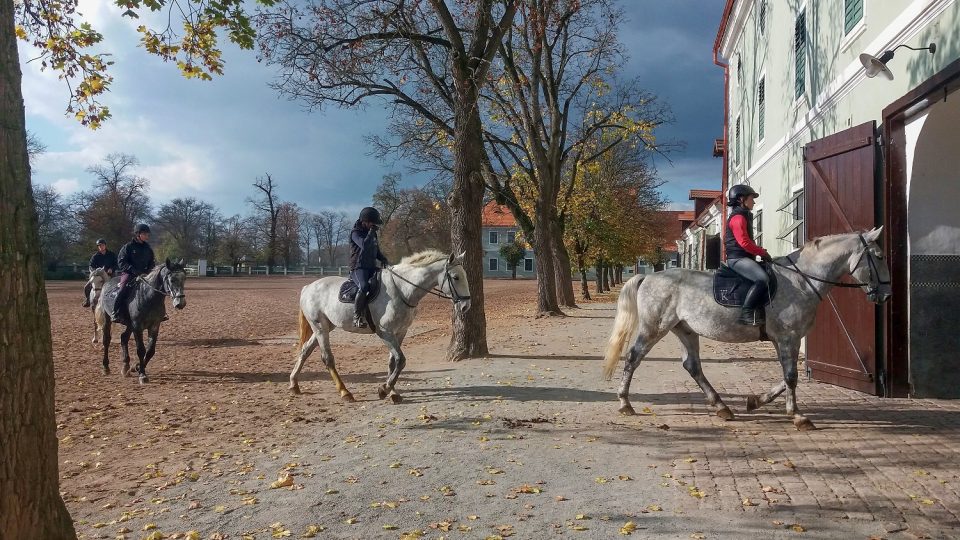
353, 291, 369, 328
737, 282, 768, 326
82, 281, 92, 307
111, 287, 129, 323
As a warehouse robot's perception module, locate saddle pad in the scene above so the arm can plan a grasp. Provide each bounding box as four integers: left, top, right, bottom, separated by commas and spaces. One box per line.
99, 278, 125, 315
713, 263, 778, 308
338, 272, 382, 304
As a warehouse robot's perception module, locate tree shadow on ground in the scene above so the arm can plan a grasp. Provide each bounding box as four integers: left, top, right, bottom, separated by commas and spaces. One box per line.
168, 367, 454, 385
487, 353, 603, 361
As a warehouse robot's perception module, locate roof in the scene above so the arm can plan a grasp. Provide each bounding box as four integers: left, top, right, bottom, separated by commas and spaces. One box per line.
689, 189, 722, 200
481, 201, 517, 227
678, 211, 695, 221
714, 0, 737, 56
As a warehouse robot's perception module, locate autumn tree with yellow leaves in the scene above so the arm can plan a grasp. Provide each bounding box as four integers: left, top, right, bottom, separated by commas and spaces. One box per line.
3, 0, 275, 536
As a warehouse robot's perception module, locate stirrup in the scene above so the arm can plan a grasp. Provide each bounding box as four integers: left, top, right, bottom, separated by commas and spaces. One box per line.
737, 309, 764, 326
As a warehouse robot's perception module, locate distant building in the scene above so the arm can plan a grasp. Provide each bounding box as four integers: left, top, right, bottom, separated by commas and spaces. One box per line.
677, 189, 724, 271
481, 202, 535, 278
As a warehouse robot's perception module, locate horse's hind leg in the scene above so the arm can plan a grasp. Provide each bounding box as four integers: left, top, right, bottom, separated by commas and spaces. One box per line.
617, 329, 667, 415
777, 339, 814, 431
377, 330, 407, 404
120, 327, 133, 377
134, 331, 149, 384
100, 319, 112, 375
673, 327, 734, 421
319, 330, 355, 402
746, 381, 787, 411
289, 332, 318, 395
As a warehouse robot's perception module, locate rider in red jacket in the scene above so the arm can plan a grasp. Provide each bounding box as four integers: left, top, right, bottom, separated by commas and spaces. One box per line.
724, 184, 773, 326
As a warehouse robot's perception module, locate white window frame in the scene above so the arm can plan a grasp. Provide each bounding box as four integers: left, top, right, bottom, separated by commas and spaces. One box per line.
489, 231, 499, 245
488, 258, 499, 271
754, 206, 764, 248
839, 0, 867, 53
792, 4, 808, 107
506, 231, 516, 244
776, 186, 805, 249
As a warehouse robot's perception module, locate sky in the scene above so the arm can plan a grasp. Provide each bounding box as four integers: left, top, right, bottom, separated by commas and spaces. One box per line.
22, 0, 725, 216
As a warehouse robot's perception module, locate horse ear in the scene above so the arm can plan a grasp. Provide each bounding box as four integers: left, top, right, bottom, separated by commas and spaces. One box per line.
177, 257, 184, 266
864, 226, 883, 243
165, 258, 172, 269
448, 252, 456, 265
458, 250, 466, 263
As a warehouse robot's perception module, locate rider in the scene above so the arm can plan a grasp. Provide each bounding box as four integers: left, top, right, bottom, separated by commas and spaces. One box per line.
82, 238, 118, 307
349, 207, 389, 328
112, 224, 156, 323
725, 184, 773, 326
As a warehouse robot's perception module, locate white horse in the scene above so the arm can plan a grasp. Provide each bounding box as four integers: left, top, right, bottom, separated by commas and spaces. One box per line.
291, 250, 471, 403
603, 228, 891, 430
86, 267, 111, 343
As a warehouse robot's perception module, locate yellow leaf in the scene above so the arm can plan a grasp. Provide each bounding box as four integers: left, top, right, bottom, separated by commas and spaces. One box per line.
790, 524, 806, 532
684, 458, 698, 463
272, 529, 292, 538
920, 498, 936, 505
617, 475, 632, 481
595, 477, 608, 484
619, 521, 637, 535
399, 530, 425, 540
214, 505, 226, 513
301, 524, 324, 538
271, 474, 294, 489
575, 514, 590, 520
15, 26, 27, 40
144, 532, 165, 540
185, 532, 200, 540
389, 462, 402, 468
647, 505, 662, 512
571, 525, 589, 531
468, 515, 480, 520
383, 525, 398, 530
143, 524, 158, 531
344, 518, 357, 524
742, 498, 758, 506
324, 489, 339, 495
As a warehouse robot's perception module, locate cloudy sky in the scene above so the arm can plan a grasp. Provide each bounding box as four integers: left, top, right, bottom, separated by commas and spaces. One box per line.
23, 0, 725, 216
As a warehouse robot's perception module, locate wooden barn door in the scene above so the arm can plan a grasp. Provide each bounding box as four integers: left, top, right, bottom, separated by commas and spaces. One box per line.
803, 121, 879, 394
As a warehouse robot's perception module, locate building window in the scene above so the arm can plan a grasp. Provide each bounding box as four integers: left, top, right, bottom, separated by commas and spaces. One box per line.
776, 189, 805, 249
736, 53, 742, 84
757, 77, 765, 142
506, 231, 516, 244
489, 231, 499, 244
844, 0, 863, 34
524, 258, 533, 272
755, 209, 763, 247
489, 258, 499, 271
794, 9, 806, 99
734, 116, 741, 165
758, 0, 767, 36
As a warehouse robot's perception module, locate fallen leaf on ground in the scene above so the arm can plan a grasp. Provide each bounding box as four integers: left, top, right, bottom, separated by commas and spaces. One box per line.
789, 524, 806, 532
742, 498, 758, 506
620, 521, 637, 535
617, 475, 632, 481
301, 524, 324, 537
271, 474, 294, 489
382, 525, 398, 530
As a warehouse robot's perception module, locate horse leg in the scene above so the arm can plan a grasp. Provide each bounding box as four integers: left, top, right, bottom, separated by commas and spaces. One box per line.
119, 327, 133, 377
134, 331, 149, 384
317, 328, 355, 402
377, 331, 407, 404
777, 340, 814, 431
100, 320, 112, 375
617, 329, 666, 415
745, 341, 786, 411
673, 327, 734, 420
142, 326, 159, 371
289, 333, 318, 395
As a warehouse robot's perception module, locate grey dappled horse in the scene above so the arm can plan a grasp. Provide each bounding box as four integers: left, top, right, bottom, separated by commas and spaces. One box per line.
291, 250, 471, 403
86, 267, 110, 343
95, 259, 187, 384
603, 228, 891, 431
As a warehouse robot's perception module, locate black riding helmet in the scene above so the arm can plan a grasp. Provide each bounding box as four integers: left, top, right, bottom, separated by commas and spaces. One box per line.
726, 184, 760, 207
134, 223, 151, 235
96, 238, 106, 246
359, 207, 383, 225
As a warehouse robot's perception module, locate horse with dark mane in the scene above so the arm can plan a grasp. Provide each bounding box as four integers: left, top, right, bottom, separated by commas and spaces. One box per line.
95, 259, 187, 383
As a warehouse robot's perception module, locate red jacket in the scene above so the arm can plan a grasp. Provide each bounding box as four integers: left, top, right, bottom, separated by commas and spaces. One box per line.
728, 214, 768, 257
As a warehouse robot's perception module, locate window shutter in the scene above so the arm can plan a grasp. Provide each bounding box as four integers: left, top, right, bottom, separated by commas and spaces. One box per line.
794, 10, 806, 99
844, 0, 863, 34
735, 117, 741, 164
758, 1, 767, 35
758, 78, 765, 141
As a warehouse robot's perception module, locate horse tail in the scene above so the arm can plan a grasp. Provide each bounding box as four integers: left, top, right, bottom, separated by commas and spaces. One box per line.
297, 308, 312, 351
602, 274, 645, 381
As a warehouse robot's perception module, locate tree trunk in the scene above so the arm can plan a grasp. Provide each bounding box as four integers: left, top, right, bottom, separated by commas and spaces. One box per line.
549, 217, 577, 308
446, 92, 488, 361
0, 5, 77, 537
576, 250, 590, 300
602, 263, 611, 292
511, 263, 516, 280
532, 197, 562, 317
594, 258, 604, 295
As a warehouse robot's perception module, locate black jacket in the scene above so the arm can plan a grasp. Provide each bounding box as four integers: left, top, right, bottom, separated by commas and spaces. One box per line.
89, 250, 118, 273
349, 223, 388, 270
117, 238, 156, 276
724, 206, 755, 261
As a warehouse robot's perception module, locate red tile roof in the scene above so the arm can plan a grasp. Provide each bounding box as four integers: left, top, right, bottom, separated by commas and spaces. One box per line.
481, 201, 517, 227
678, 211, 695, 221
689, 189, 722, 200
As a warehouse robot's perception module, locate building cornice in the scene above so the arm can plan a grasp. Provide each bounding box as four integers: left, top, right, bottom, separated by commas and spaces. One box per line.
718, 0, 754, 61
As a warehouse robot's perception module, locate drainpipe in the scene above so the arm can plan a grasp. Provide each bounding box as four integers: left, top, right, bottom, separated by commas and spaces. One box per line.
714, 44, 730, 260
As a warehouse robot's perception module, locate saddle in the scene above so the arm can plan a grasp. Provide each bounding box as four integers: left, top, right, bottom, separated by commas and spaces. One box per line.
338, 271, 382, 304
713, 263, 778, 308
99, 278, 130, 317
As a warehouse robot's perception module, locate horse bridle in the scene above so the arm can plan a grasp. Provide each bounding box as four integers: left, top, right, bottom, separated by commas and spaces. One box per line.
775, 233, 890, 300
385, 264, 471, 308
137, 268, 186, 302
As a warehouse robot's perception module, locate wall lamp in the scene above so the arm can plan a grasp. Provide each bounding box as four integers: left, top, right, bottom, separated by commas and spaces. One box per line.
859, 43, 937, 81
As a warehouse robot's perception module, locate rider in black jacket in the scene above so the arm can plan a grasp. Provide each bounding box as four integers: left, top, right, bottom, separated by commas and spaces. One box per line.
112, 224, 156, 322
349, 207, 389, 328
82, 238, 118, 307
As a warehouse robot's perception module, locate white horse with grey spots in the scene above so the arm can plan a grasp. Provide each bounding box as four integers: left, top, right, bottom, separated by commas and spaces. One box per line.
291, 250, 470, 403
603, 228, 891, 430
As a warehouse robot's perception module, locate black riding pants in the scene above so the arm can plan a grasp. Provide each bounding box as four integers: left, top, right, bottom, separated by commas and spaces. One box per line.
350, 269, 374, 315
728, 257, 770, 310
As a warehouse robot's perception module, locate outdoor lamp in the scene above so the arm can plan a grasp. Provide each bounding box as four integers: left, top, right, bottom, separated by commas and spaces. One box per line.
859, 43, 936, 81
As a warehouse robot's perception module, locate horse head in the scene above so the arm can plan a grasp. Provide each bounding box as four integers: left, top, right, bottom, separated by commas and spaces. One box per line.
848, 227, 891, 304
164, 258, 188, 310
443, 251, 471, 315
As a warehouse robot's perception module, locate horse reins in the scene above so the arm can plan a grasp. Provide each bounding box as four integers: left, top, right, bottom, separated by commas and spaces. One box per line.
772, 233, 889, 300
384, 265, 471, 307
136, 270, 185, 301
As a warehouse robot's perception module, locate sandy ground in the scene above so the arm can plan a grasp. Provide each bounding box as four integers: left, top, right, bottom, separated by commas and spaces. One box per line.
50, 278, 952, 539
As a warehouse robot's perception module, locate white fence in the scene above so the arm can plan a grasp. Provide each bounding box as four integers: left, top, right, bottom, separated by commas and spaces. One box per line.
184, 265, 353, 277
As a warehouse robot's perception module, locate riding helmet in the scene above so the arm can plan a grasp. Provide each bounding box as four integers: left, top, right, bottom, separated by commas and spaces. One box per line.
726, 184, 760, 207
96, 238, 106, 245
359, 207, 383, 225
134, 223, 152, 235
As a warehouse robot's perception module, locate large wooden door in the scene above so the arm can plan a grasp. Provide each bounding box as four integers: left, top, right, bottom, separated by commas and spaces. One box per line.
803, 121, 879, 394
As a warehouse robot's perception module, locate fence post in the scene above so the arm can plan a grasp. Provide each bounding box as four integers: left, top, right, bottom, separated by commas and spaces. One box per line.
302, 266, 306, 276
248, 266, 252, 275
284, 266, 288, 276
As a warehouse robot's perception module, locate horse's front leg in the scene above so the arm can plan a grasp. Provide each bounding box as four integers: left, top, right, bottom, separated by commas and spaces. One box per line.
134, 330, 149, 385
673, 328, 734, 420
777, 340, 814, 431
100, 319, 112, 375
746, 341, 787, 411
142, 325, 159, 368
377, 331, 407, 404
119, 327, 133, 377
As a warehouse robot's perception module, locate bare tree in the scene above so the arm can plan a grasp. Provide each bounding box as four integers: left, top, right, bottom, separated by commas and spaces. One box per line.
32, 185, 76, 269
312, 210, 350, 266
219, 215, 255, 272
26, 130, 45, 167
73, 153, 152, 249
248, 174, 280, 266
257, 0, 518, 360
275, 201, 304, 266
154, 197, 221, 261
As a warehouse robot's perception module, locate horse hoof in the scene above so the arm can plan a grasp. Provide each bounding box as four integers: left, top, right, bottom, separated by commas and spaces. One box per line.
139, 375, 149, 385
290, 384, 302, 395
102, 365, 110, 376
716, 406, 735, 421
793, 416, 816, 431
618, 404, 636, 416
746, 395, 761, 411
390, 393, 403, 404
341, 393, 356, 403
121, 365, 130, 377
377, 386, 389, 400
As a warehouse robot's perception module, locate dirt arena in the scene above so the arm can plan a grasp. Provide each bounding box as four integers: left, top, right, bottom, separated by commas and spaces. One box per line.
47, 277, 562, 527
